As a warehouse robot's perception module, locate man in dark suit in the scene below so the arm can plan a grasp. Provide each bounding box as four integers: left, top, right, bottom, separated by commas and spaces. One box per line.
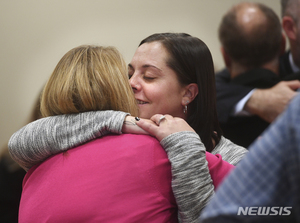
216, 1, 300, 148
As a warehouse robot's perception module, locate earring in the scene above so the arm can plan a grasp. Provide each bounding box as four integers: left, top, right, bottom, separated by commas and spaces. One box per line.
183, 101, 189, 114
183, 105, 188, 114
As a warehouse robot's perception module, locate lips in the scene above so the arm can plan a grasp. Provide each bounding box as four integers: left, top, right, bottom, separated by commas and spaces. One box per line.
136, 99, 148, 104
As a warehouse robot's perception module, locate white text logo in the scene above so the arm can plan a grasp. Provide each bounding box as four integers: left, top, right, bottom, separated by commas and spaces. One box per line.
237, 207, 292, 216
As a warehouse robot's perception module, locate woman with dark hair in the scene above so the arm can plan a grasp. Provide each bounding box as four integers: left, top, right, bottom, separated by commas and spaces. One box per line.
134, 33, 222, 152
9, 33, 246, 222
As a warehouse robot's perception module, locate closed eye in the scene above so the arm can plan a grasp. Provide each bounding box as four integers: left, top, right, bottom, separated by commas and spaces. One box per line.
143, 76, 155, 80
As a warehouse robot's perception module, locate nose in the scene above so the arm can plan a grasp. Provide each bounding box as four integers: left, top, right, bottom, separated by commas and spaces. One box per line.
129, 75, 140, 91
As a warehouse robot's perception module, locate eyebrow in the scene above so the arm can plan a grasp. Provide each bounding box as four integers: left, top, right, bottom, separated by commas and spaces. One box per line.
128, 63, 162, 71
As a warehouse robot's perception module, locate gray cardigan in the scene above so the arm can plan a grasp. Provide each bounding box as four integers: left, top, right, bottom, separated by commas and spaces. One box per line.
8, 110, 247, 223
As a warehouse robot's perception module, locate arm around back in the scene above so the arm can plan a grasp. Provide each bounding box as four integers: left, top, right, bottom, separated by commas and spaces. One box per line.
8, 110, 128, 171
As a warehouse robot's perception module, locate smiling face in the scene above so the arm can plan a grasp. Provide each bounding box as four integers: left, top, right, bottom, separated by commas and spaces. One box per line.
128, 41, 188, 119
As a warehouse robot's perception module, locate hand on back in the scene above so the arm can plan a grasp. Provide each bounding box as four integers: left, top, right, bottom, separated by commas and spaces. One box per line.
136, 114, 195, 142
122, 114, 195, 142
245, 80, 300, 123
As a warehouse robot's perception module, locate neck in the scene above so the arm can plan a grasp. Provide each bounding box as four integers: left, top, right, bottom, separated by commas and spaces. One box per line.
229, 58, 279, 79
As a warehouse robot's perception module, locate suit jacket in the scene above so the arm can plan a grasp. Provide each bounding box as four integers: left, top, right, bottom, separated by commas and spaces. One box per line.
219, 67, 300, 148
216, 51, 293, 123
220, 69, 278, 148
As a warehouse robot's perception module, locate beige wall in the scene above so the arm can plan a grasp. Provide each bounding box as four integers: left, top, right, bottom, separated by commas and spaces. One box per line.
0, 0, 280, 150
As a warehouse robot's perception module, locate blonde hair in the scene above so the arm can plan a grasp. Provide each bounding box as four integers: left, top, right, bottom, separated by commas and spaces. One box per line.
40, 45, 138, 117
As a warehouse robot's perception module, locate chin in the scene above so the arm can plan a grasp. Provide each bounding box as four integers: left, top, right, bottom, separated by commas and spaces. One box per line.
139, 111, 152, 119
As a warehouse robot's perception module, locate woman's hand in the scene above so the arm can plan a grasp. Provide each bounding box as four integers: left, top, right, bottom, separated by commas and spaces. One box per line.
135, 114, 195, 141
121, 116, 151, 135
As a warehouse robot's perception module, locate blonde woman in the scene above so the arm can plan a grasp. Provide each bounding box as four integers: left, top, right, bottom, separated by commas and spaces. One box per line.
15, 45, 181, 222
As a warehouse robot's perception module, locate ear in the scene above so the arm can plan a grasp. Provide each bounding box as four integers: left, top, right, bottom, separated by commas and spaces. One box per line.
220, 47, 231, 69
282, 16, 297, 41
280, 32, 287, 56
182, 83, 198, 105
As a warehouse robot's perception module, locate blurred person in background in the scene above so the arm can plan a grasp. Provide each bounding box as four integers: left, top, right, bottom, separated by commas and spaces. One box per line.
215, 0, 300, 142
216, 2, 300, 148
0, 92, 42, 223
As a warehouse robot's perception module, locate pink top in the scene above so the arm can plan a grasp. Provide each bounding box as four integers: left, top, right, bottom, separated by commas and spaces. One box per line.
19, 134, 233, 223
206, 152, 234, 188
20, 134, 178, 223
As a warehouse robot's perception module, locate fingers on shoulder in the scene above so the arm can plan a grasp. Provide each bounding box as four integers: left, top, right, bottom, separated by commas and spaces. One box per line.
136, 118, 158, 133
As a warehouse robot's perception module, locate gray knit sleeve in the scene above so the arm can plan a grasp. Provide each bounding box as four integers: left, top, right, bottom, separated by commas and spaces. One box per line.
211, 136, 248, 166
160, 131, 214, 223
8, 110, 128, 171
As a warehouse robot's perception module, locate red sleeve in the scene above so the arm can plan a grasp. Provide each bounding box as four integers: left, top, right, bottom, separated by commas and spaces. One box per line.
205, 152, 235, 189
